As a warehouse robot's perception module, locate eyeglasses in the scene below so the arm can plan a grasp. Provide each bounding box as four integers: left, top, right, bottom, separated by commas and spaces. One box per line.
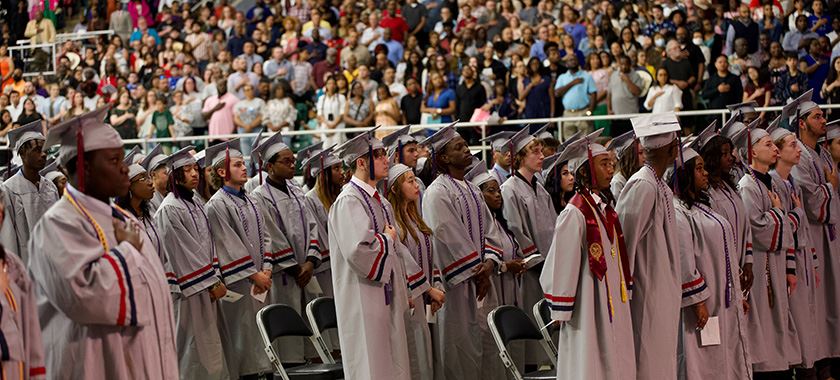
131, 175, 152, 184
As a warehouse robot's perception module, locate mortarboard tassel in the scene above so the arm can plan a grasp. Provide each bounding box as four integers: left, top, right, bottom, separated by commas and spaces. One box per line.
795, 109, 801, 140
170, 171, 178, 199
430, 147, 437, 178
586, 141, 597, 189
398, 141, 403, 164
224, 145, 231, 181
320, 155, 329, 190
673, 134, 685, 196
368, 145, 375, 180
76, 125, 85, 192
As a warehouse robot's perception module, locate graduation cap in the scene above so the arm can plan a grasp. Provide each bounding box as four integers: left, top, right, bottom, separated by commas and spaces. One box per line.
532, 123, 554, 140
206, 139, 243, 181
302, 146, 342, 178
665, 142, 700, 184
726, 101, 758, 121
7, 120, 44, 154
194, 149, 207, 168
161, 145, 197, 170
124, 146, 141, 166
786, 89, 819, 134
692, 120, 718, 152
561, 129, 608, 176
501, 127, 536, 155
387, 163, 414, 189
479, 131, 516, 152
127, 163, 146, 180
382, 125, 418, 164
608, 130, 636, 159
253, 131, 290, 185
39, 159, 64, 182
742, 118, 768, 166
420, 121, 461, 152
334, 126, 384, 180
296, 141, 325, 167
827, 119, 840, 141
465, 159, 496, 188
766, 115, 791, 142
631, 112, 681, 150
141, 144, 168, 172
43, 106, 121, 192
249, 127, 266, 169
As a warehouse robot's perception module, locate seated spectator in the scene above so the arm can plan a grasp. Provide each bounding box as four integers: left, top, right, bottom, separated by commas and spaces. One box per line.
16, 98, 43, 126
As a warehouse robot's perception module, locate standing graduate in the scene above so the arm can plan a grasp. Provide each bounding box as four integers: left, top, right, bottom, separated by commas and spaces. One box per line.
698, 119, 755, 307
467, 159, 526, 377
251, 131, 323, 364
296, 142, 325, 191
420, 124, 501, 380
0, 185, 46, 380
481, 131, 516, 186
38, 160, 66, 196
721, 102, 760, 181
328, 127, 415, 380
154, 146, 229, 380
787, 90, 840, 374
541, 151, 575, 213
738, 125, 801, 377
115, 152, 163, 261
386, 163, 447, 380
204, 139, 274, 379
617, 112, 683, 379
383, 126, 427, 214
669, 141, 752, 380
29, 107, 178, 379
191, 149, 215, 205
608, 130, 640, 198
0, 122, 58, 263
540, 130, 636, 380
498, 127, 557, 369
769, 118, 822, 377
141, 144, 169, 214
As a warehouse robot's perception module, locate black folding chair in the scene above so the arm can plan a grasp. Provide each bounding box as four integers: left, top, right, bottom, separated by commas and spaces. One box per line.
487, 305, 556, 380
256, 304, 344, 380
305, 297, 339, 364
532, 299, 559, 359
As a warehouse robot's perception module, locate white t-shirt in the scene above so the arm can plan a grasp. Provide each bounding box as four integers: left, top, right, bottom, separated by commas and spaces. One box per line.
644, 84, 683, 114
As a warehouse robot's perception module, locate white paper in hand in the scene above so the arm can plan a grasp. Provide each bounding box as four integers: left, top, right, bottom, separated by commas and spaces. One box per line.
305, 277, 323, 295
426, 304, 438, 324
251, 285, 268, 303
220, 290, 243, 303
699, 316, 721, 346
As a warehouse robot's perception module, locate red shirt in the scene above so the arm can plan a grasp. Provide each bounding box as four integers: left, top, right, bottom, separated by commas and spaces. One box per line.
380, 16, 409, 42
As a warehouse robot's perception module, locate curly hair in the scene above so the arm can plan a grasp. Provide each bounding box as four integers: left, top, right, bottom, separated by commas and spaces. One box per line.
700, 135, 737, 191
671, 158, 710, 209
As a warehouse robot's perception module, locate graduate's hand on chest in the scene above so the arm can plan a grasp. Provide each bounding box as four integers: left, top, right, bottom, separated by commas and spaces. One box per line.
113, 218, 143, 251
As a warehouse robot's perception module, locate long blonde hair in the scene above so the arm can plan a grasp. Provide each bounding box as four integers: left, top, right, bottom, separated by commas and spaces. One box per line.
386, 171, 432, 243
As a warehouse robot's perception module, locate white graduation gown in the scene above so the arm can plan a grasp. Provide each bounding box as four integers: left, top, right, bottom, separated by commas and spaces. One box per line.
500, 173, 557, 366
28, 185, 178, 379
674, 201, 752, 380
540, 192, 635, 380
610, 172, 627, 198
304, 188, 339, 351
772, 171, 821, 368
154, 191, 228, 380
328, 179, 413, 380
791, 142, 840, 361
0, 172, 59, 263
205, 188, 273, 377
150, 190, 165, 215
738, 173, 801, 372
252, 179, 322, 363
422, 174, 501, 380
0, 249, 45, 380
616, 165, 682, 380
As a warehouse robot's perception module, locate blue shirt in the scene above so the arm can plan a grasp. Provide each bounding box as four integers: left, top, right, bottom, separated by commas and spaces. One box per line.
530, 40, 547, 62
808, 14, 832, 36
554, 70, 596, 110
563, 23, 587, 46
426, 88, 456, 123
129, 28, 161, 45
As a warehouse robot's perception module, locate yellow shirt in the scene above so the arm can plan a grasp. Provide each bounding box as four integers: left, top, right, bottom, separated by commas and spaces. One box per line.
24, 18, 56, 44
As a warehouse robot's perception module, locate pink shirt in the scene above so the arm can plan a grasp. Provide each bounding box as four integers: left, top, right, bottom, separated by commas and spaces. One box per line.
202, 93, 239, 137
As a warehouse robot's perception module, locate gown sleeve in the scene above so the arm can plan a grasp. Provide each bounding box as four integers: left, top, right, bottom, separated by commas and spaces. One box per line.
539, 207, 583, 322
423, 186, 482, 287
205, 199, 260, 285
676, 208, 710, 308
7, 252, 46, 379
616, 178, 656, 273
501, 185, 541, 267
155, 204, 220, 297
28, 212, 149, 327
792, 155, 835, 225
252, 192, 297, 271
329, 195, 396, 285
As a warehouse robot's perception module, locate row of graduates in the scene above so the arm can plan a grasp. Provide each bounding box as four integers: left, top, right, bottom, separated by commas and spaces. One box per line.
536, 92, 840, 379
0, 86, 838, 380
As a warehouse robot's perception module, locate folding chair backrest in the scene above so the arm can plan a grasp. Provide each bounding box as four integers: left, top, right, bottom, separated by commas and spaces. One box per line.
537, 300, 551, 328
532, 299, 559, 361
311, 297, 338, 331
492, 305, 544, 346
260, 304, 314, 341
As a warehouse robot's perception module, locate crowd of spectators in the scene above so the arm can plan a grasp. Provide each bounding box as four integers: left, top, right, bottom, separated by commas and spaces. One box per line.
0, 0, 839, 152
